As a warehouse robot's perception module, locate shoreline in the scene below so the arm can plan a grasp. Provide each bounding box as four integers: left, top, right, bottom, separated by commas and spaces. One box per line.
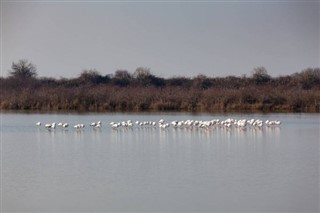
1, 68, 319, 114
1, 107, 319, 114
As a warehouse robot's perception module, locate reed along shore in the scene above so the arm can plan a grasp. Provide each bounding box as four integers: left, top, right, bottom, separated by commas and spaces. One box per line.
1, 67, 319, 113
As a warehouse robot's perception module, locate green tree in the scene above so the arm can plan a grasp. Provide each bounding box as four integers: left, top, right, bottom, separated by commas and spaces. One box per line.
9, 59, 37, 78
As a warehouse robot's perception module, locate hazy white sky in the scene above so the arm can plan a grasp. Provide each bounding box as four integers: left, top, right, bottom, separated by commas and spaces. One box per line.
1, 0, 319, 78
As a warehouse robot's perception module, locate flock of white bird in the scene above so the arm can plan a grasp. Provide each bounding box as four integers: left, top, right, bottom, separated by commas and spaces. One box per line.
36, 118, 281, 131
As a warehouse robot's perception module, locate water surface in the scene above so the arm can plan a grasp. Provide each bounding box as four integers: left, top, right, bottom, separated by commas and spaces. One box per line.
2, 112, 319, 212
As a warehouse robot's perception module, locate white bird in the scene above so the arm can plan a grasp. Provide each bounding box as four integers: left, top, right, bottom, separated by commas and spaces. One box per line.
268, 120, 281, 126
36, 122, 41, 126
225, 123, 232, 128
44, 122, 56, 129
237, 120, 246, 128
74, 124, 85, 129
159, 123, 170, 128
112, 123, 120, 128
274, 120, 281, 125
171, 121, 178, 127
92, 121, 102, 127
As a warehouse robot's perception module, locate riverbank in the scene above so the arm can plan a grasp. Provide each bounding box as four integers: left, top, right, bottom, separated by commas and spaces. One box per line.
1, 68, 319, 113
1, 85, 319, 113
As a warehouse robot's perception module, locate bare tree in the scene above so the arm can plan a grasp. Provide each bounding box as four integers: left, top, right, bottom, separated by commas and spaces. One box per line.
252, 66, 271, 84
9, 59, 37, 78
112, 70, 132, 87
133, 67, 155, 86
133, 67, 151, 79
79, 69, 103, 83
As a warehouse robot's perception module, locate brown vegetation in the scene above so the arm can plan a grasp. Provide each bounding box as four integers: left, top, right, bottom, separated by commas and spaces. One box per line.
1, 62, 319, 113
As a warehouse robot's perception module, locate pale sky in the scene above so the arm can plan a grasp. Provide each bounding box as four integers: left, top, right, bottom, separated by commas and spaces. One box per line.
1, 0, 319, 78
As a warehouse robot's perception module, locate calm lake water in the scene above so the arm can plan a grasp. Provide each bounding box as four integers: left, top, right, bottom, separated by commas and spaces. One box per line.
1, 112, 319, 212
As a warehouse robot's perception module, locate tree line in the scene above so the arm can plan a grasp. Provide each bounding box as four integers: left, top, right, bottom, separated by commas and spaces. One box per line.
1, 59, 319, 112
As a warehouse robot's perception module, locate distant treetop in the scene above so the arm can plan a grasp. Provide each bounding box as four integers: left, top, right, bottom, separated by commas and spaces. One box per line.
252, 66, 271, 84
9, 59, 37, 78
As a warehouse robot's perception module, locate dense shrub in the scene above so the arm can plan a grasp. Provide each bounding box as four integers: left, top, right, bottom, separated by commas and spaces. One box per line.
1, 67, 319, 112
